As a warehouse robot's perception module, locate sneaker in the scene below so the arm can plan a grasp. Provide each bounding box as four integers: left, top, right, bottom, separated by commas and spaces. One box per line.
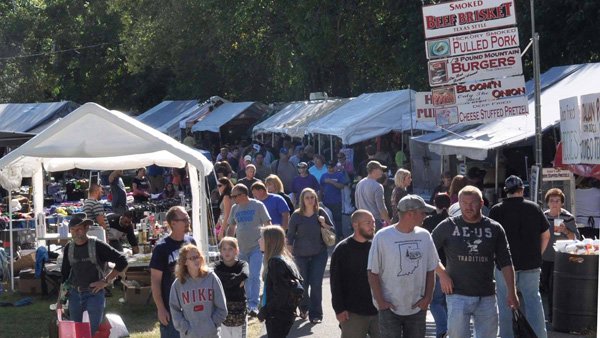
310, 318, 322, 324
248, 308, 259, 317
437, 333, 447, 338
299, 309, 308, 320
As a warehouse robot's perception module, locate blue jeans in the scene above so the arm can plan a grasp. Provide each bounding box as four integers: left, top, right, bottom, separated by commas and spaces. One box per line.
446, 294, 498, 338
378, 309, 426, 338
159, 319, 180, 338
294, 248, 328, 320
495, 268, 547, 338
68, 288, 105, 335
239, 246, 263, 310
429, 275, 447, 336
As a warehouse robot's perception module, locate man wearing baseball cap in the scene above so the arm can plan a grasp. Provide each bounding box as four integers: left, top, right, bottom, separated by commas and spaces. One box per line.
59, 213, 128, 336
367, 195, 439, 337
355, 160, 391, 230
489, 175, 550, 338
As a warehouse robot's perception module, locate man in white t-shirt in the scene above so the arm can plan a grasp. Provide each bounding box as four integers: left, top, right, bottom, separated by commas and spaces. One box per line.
367, 195, 439, 338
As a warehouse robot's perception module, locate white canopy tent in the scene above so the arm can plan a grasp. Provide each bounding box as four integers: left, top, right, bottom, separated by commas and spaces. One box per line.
412, 63, 598, 160
252, 99, 350, 138
0, 103, 214, 285
306, 90, 437, 145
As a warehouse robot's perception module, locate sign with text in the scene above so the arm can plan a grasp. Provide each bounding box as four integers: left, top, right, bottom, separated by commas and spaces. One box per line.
428, 47, 522, 87
542, 168, 573, 182
431, 76, 525, 106
559, 96, 581, 164
422, 0, 516, 39
579, 93, 600, 164
426, 27, 519, 59
416, 92, 436, 122
434, 95, 528, 126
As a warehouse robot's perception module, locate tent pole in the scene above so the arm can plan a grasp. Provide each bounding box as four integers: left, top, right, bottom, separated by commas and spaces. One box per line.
330, 135, 333, 161
409, 85, 414, 138
318, 134, 322, 156
495, 149, 499, 204
9, 190, 14, 292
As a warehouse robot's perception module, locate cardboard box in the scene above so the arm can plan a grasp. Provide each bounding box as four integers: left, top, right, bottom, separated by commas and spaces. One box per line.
17, 276, 42, 294
13, 251, 35, 273
125, 270, 151, 286
123, 282, 152, 305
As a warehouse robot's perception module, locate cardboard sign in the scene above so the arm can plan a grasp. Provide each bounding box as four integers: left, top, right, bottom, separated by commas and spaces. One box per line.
426, 27, 519, 59
579, 93, 600, 164
542, 168, 573, 182
431, 76, 525, 106
422, 0, 516, 39
559, 96, 581, 164
428, 47, 522, 87
434, 95, 528, 126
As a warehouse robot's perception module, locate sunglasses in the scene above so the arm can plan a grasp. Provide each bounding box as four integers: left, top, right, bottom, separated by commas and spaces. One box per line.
172, 217, 190, 223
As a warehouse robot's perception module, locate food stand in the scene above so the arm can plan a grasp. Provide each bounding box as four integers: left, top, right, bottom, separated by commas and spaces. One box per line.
0, 103, 214, 292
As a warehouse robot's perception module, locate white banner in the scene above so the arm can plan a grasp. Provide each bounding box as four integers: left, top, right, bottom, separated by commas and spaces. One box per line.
434, 96, 528, 126
559, 96, 581, 164
579, 93, 600, 164
422, 0, 516, 39
431, 76, 525, 106
426, 27, 519, 59
416, 92, 436, 121
428, 48, 522, 87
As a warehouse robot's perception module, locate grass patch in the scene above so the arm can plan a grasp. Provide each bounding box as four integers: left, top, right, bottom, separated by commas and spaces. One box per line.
0, 283, 264, 338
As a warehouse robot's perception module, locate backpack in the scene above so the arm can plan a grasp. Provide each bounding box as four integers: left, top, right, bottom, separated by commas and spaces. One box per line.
274, 257, 304, 307
66, 237, 108, 281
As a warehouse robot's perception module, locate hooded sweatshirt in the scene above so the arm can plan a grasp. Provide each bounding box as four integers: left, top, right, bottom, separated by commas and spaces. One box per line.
169, 271, 228, 338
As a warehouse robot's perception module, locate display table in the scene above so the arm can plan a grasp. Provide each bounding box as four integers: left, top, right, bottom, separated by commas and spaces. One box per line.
38, 233, 71, 246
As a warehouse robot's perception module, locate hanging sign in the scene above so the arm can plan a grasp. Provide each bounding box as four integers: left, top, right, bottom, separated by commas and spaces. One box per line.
426, 27, 519, 59
428, 47, 522, 87
579, 93, 600, 164
434, 95, 528, 126
422, 0, 516, 39
416, 92, 436, 122
559, 96, 581, 164
431, 75, 525, 106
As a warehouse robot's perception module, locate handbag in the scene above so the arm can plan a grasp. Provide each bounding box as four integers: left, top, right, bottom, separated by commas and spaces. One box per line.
512, 308, 538, 338
318, 209, 336, 246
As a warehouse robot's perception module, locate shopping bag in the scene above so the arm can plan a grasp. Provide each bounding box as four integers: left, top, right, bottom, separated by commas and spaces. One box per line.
56, 309, 92, 338
512, 308, 538, 338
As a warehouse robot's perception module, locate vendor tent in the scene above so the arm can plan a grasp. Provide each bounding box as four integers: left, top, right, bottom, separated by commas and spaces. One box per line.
0, 101, 79, 133
136, 100, 199, 131
306, 90, 437, 145
0, 103, 214, 256
252, 99, 350, 138
411, 63, 598, 160
0, 131, 35, 149
191, 102, 269, 133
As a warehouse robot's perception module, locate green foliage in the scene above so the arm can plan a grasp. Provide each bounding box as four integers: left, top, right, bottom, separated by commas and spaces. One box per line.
0, 0, 598, 113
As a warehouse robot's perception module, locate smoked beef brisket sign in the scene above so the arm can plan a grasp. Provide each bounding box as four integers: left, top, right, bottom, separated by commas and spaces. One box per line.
422, 0, 516, 39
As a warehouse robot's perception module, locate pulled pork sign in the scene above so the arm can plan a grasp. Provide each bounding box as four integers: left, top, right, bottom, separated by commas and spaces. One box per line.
422, 0, 516, 39
428, 47, 522, 87
426, 27, 519, 59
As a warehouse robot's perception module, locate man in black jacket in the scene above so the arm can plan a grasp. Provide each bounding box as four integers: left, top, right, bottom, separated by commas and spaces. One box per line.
330, 209, 379, 338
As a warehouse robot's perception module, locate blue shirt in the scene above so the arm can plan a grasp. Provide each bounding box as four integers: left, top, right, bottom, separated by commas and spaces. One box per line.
320, 171, 348, 205
261, 194, 290, 226
292, 174, 320, 197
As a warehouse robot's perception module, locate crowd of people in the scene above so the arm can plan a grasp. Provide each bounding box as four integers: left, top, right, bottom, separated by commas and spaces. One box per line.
57, 137, 592, 338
